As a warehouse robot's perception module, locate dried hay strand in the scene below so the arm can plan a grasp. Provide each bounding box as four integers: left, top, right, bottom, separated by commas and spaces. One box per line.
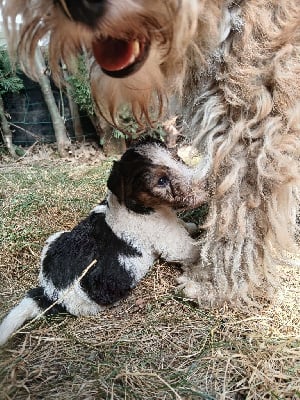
0, 158, 299, 399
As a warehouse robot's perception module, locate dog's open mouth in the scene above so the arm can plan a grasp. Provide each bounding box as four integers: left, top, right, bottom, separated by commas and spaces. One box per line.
92, 37, 150, 78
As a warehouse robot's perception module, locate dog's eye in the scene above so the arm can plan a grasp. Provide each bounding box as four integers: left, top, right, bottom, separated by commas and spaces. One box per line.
157, 176, 169, 187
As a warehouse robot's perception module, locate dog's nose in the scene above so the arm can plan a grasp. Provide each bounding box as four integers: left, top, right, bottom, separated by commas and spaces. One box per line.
59, 0, 107, 27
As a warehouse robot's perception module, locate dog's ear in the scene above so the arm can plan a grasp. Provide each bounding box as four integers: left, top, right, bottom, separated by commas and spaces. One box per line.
107, 161, 125, 202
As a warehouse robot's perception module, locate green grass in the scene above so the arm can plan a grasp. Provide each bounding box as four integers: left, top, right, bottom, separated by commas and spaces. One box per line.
0, 162, 111, 254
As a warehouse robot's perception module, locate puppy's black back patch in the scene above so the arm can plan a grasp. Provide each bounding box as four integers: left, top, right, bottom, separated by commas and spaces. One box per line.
42, 212, 142, 305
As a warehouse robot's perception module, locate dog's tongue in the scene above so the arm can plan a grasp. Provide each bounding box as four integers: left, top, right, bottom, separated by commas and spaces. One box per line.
92, 38, 139, 72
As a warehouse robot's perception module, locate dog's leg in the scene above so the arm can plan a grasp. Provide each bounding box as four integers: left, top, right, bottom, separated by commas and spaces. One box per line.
0, 297, 40, 346
156, 223, 200, 266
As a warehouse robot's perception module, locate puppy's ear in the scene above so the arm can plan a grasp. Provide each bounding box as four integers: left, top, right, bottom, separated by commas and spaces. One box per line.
107, 161, 125, 202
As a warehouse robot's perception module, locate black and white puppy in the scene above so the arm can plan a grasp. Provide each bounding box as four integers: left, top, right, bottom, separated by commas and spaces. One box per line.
0, 140, 207, 345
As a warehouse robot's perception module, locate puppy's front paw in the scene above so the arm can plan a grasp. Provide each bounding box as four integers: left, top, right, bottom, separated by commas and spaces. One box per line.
183, 222, 198, 235
178, 220, 198, 235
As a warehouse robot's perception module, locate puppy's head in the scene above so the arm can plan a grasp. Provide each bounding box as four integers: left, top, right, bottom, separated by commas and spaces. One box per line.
107, 142, 207, 214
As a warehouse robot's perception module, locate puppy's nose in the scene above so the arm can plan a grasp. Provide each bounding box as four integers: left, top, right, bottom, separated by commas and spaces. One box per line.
60, 0, 107, 27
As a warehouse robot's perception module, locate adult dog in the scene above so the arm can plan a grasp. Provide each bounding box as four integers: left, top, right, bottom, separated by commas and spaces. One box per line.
1, 0, 299, 307
0, 140, 206, 345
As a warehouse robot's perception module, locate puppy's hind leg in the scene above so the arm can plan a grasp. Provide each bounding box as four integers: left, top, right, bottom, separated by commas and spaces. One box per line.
0, 286, 62, 346
0, 296, 40, 346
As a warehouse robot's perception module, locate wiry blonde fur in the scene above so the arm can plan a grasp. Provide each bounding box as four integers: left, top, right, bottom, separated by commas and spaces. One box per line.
1, 0, 300, 307
180, 0, 300, 306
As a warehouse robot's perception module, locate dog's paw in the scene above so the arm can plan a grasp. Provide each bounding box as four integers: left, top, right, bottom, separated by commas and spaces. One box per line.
176, 275, 202, 297
178, 220, 198, 235
176, 275, 223, 308
183, 222, 198, 235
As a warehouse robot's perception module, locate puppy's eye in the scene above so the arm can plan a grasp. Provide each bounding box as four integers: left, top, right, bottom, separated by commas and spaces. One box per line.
157, 176, 169, 187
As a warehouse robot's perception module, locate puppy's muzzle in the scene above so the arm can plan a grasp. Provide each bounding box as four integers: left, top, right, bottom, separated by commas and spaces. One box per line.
185, 179, 209, 210
56, 0, 150, 79
170, 176, 208, 211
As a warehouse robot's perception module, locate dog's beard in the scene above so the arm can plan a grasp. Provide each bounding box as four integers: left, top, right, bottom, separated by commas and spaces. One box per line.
90, 42, 166, 125
1, 0, 200, 126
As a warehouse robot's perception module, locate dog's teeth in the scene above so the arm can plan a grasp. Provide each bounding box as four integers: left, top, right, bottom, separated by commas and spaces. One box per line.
133, 40, 140, 56
129, 40, 140, 63
118, 40, 140, 66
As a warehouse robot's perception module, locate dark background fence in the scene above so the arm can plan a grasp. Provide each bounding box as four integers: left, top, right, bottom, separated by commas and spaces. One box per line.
3, 73, 97, 146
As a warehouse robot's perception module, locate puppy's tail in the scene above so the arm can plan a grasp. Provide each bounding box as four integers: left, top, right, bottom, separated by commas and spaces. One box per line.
0, 287, 63, 346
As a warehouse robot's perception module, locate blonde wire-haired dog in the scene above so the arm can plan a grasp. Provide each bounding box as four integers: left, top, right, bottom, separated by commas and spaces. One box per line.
1, 0, 300, 307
